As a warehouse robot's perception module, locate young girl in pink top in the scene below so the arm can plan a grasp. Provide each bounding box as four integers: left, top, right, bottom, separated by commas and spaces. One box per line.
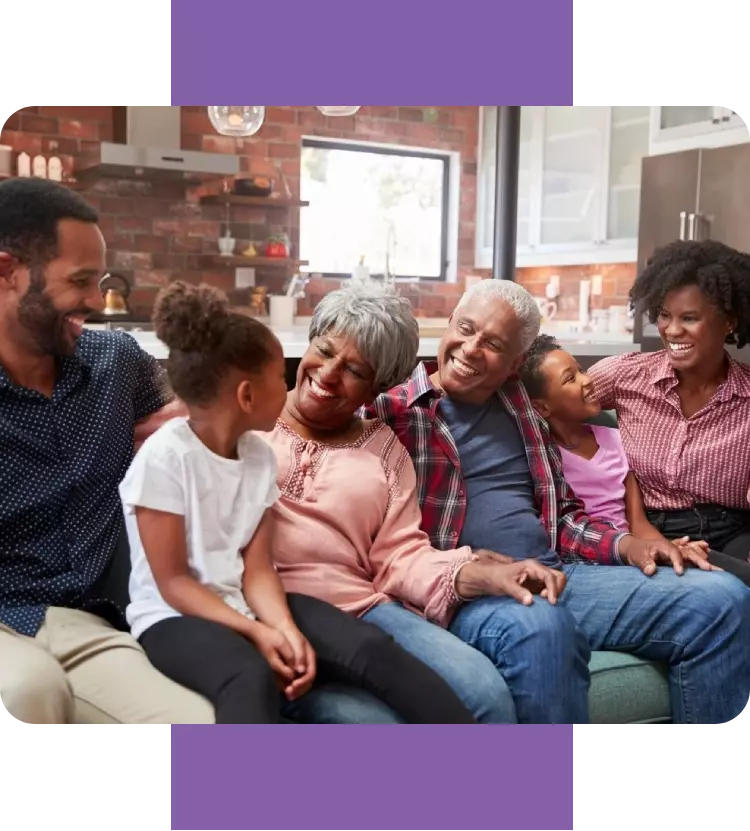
518, 335, 731, 575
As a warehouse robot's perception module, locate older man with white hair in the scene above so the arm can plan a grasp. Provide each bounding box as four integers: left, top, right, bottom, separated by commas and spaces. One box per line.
368, 278, 750, 724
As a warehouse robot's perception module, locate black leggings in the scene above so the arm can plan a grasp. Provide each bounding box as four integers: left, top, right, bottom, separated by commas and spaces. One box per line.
646, 505, 750, 587
139, 593, 476, 724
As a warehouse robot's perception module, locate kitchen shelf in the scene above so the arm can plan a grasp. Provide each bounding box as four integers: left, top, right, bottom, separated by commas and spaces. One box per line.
213, 256, 308, 269
201, 195, 309, 208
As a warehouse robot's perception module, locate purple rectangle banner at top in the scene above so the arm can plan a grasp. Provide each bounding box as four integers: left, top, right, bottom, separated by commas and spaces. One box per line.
171, 725, 573, 830
170, 0, 574, 105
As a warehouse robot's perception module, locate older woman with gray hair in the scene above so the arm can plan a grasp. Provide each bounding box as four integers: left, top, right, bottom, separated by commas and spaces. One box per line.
265, 279, 589, 724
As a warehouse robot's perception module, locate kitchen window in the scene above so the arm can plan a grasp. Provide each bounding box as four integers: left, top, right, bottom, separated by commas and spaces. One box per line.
300, 139, 450, 280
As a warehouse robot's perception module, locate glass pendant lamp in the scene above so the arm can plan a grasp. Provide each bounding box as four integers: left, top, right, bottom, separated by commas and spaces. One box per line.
207, 106, 266, 136
316, 106, 361, 116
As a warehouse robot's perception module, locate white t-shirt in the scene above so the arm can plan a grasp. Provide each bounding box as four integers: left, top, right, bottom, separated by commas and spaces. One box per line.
119, 418, 279, 640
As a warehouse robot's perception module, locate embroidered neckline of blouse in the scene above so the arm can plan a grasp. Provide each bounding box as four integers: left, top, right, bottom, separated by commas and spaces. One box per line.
275, 417, 385, 450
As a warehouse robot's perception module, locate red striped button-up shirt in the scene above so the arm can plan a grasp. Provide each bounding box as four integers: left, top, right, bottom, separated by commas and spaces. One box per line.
588, 350, 750, 511
366, 361, 626, 565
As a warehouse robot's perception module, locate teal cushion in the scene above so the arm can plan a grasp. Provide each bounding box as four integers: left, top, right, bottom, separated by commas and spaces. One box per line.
589, 651, 671, 723
586, 409, 618, 428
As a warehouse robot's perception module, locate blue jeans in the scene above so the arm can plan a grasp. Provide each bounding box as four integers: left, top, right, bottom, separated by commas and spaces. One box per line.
285, 682, 402, 723
363, 602, 517, 723
288, 567, 750, 724
448, 595, 591, 723
555, 564, 750, 724
298, 600, 589, 724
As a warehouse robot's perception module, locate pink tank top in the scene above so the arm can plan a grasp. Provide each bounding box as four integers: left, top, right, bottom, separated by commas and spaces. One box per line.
558, 425, 630, 533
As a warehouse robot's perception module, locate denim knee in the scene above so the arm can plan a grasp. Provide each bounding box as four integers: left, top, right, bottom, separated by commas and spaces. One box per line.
690, 571, 750, 628
525, 604, 588, 667
467, 598, 589, 661
455, 647, 518, 724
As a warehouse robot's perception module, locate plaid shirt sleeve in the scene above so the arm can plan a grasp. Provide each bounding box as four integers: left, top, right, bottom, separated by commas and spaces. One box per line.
363, 388, 408, 445
364, 389, 401, 424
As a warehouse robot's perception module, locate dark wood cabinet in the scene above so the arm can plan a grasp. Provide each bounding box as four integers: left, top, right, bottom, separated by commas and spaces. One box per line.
635, 143, 750, 349
635, 150, 700, 343
696, 143, 750, 252
637, 150, 700, 273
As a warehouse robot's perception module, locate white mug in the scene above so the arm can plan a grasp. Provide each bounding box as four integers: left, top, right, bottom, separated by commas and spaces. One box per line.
269, 295, 296, 329
535, 298, 557, 320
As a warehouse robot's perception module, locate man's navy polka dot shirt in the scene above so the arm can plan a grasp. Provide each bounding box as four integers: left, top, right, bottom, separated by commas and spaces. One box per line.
0, 330, 172, 636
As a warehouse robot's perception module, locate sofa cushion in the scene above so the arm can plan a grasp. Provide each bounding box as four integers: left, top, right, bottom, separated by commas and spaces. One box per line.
589, 650, 671, 723
586, 409, 618, 428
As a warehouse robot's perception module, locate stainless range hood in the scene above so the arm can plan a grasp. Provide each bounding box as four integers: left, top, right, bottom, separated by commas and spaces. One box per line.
76, 106, 239, 182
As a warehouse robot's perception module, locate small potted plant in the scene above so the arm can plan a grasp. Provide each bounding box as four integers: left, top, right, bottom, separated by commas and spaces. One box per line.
265, 232, 290, 259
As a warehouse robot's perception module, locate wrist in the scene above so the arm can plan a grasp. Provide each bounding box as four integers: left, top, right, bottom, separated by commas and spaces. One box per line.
273, 617, 297, 633
454, 561, 486, 600
242, 618, 267, 642
616, 534, 634, 562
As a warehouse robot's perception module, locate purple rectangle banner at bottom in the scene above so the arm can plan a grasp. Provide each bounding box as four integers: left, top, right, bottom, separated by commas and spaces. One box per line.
171, 725, 573, 830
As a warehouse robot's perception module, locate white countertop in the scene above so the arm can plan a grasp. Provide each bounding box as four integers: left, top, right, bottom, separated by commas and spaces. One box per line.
86, 323, 640, 360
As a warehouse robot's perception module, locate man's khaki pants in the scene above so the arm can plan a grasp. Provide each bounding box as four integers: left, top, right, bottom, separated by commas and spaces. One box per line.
0, 607, 214, 724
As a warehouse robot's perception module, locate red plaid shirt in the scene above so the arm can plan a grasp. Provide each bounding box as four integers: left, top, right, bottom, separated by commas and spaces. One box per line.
365, 361, 626, 565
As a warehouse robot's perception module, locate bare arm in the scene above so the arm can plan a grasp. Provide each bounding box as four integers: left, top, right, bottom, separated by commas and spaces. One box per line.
242, 510, 316, 692
136, 506, 262, 638
242, 511, 295, 630
624, 471, 664, 540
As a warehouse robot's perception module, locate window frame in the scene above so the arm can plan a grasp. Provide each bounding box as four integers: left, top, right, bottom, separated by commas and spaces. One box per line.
301, 137, 451, 281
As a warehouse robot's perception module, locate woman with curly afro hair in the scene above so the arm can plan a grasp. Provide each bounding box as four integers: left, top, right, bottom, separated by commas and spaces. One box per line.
588, 239, 750, 563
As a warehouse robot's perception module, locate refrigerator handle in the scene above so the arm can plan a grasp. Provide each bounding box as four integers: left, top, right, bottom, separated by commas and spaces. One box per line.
688, 212, 697, 241
688, 213, 710, 241
679, 211, 687, 240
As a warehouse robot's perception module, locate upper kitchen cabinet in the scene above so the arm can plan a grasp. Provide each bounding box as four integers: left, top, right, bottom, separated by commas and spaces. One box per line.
634, 142, 750, 347
696, 142, 750, 252
648, 107, 749, 155
476, 106, 650, 268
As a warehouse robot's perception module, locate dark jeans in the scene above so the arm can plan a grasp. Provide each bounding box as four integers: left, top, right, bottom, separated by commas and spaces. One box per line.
139, 593, 475, 724
647, 505, 750, 586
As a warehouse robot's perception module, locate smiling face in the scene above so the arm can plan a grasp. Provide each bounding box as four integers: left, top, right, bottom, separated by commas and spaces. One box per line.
531, 349, 601, 423
291, 331, 377, 432
4, 219, 107, 356
436, 295, 525, 404
236, 339, 289, 432
656, 283, 736, 373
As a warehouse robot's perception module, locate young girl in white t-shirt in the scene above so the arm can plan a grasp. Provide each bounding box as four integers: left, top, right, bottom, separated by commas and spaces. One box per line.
119, 281, 475, 724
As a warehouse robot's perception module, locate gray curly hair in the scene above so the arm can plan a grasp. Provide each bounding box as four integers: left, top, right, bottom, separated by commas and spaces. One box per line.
309, 279, 419, 392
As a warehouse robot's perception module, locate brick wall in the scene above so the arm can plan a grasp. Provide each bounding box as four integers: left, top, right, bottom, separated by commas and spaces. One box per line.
512, 262, 637, 320
1, 106, 636, 319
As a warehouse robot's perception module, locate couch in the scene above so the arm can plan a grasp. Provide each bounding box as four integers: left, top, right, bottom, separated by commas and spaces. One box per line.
81, 408, 671, 725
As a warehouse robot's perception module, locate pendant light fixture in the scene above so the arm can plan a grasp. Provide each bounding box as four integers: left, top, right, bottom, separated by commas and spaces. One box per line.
316, 106, 361, 116
207, 106, 266, 137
